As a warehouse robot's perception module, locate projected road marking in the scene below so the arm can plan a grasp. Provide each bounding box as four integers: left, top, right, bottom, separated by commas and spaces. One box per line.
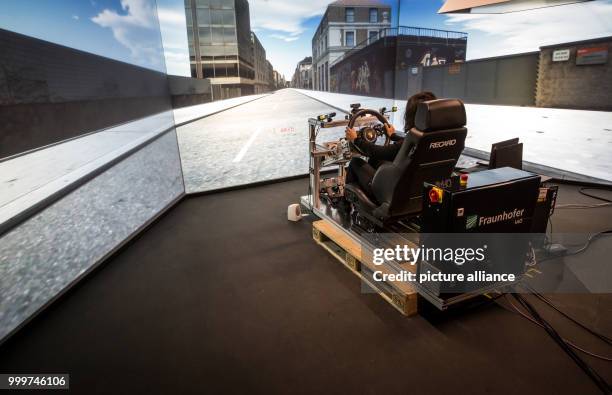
233, 126, 263, 162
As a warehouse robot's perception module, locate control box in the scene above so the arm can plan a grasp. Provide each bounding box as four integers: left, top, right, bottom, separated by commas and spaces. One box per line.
418, 167, 541, 296
422, 167, 541, 233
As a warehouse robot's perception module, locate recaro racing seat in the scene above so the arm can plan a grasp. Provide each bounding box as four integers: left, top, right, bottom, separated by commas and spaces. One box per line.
345, 99, 467, 227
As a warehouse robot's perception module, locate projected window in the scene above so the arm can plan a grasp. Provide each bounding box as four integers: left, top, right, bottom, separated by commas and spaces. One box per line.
346, 8, 355, 22
197, 8, 210, 25
199, 27, 212, 44
222, 9, 235, 25
211, 9, 224, 25
369, 30, 378, 44
223, 26, 236, 42
370, 8, 378, 23
345, 31, 355, 47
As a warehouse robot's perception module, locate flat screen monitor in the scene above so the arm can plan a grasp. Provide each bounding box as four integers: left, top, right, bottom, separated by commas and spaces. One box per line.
490, 138, 523, 170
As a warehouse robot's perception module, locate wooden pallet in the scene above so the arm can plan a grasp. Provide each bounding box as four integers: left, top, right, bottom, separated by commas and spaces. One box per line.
312, 220, 418, 316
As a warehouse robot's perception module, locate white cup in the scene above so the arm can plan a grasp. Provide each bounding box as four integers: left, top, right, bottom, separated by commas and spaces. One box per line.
287, 203, 302, 221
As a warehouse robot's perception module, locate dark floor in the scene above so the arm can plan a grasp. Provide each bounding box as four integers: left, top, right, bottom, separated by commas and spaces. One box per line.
0, 178, 611, 395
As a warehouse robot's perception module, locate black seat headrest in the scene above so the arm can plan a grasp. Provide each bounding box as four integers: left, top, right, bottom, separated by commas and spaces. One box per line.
414, 99, 466, 132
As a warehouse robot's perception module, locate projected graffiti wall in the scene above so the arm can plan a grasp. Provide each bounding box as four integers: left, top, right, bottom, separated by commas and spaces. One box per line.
330, 28, 467, 98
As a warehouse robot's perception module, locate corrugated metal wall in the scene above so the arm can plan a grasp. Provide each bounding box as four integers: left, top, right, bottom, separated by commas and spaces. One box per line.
399, 52, 539, 106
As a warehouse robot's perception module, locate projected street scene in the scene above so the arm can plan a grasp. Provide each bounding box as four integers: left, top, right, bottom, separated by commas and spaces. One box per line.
1, 0, 611, 193
176, 0, 612, 193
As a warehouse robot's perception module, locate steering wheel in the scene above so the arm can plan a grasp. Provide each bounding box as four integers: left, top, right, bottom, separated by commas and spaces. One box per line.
347, 109, 391, 156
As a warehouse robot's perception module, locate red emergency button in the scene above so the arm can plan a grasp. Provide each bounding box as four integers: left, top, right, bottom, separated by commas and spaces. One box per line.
460, 174, 468, 187
429, 187, 443, 203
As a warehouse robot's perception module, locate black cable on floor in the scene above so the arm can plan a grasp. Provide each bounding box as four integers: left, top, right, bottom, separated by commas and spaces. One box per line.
523, 285, 612, 346
543, 180, 612, 208
511, 293, 612, 394
538, 229, 612, 264
498, 295, 612, 362
568, 230, 612, 256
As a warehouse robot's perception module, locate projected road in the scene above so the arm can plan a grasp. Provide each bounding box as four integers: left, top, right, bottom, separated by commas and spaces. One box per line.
176, 89, 349, 193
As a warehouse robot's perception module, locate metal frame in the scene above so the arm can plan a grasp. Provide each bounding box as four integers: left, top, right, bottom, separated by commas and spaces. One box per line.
308, 117, 353, 210
307, 109, 394, 210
